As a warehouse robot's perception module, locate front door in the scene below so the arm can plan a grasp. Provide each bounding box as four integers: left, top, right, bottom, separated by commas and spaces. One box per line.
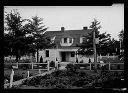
61, 52, 66, 62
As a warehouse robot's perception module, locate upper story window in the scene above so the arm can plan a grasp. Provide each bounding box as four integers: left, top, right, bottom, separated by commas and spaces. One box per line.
69, 38, 72, 43
60, 37, 73, 46
51, 36, 56, 43
64, 38, 67, 43
80, 37, 85, 43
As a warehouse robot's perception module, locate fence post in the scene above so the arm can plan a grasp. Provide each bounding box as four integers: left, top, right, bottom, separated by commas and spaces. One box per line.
113, 53, 115, 60
56, 60, 58, 70
47, 60, 50, 71
39, 69, 41, 74
90, 63, 91, 70
9, 69, 14, 88
100, 54, 102, 60
109, 62, 111, 70
17, 62, 18, 68
107, 53, 109, 58
32, 62, 33, 69
27, 70, 29, 78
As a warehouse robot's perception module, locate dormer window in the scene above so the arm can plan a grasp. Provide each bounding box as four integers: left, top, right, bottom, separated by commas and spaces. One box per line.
69, 38, 72, 43
60, 37, 73, 46
64, 38, 67, 43
51, 36, 56, 43
80, 37, 85, 43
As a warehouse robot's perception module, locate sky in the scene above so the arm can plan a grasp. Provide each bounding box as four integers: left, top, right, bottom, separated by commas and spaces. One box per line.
4, 4, 124, 40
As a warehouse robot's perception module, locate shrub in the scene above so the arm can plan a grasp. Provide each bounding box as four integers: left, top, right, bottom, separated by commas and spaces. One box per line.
4, 74, 10, 82
52, 70, 63, 77
4, 64, 13, 69
19, 64, 31, 70
13, 74, 24, 81
80, 60, 83, 63
66, 64, 80, 73
22, 76, 44, 86
50, 61, 55, 67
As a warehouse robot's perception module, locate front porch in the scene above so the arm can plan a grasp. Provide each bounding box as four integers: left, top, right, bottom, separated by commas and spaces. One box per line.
60, 51, 76, 62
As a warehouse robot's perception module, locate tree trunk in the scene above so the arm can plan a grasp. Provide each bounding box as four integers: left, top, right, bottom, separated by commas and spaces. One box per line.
15, 50, 20, 62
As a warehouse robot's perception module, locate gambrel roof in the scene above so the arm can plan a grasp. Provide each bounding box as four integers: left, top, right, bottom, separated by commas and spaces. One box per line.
44, 27, 93, 48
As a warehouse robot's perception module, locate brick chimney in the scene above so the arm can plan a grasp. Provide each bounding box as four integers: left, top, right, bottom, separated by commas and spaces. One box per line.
83, 27, 88, 30
61, 27, 65, 31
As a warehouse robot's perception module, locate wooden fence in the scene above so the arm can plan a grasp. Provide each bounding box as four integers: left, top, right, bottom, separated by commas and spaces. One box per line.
4, 61, 51, 71
73, 63, 124, 71
4, 62, 124, 71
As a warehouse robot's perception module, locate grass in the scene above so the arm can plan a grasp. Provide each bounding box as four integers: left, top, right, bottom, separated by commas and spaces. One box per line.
4, 68, 47, 83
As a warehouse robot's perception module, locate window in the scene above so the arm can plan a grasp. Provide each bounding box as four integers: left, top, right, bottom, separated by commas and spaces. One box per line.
64, 38, 67, 43
46, 50, 49, 57
69, 38, 72, 43
71, 52, 75, 57
60, 37, 73, 46
80, 37, 85, 43
87, 39, 89, 42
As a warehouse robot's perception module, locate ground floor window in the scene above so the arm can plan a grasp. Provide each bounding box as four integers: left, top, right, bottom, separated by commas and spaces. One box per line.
71, 52, 75, 57
46, 50, 49, 57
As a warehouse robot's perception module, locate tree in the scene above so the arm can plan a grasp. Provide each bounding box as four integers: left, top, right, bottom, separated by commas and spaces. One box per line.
118, 30, 124, 51
78, 19, 113, 72
25, 16, 55, 63
4, 9, 33, 62
78, 19, 111, 56
107, 38, 120, 55
118, 29, 124, 59
118, 29, 124, 41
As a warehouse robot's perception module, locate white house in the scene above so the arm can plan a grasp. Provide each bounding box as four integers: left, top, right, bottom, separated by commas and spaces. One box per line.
36, 27, 94, 63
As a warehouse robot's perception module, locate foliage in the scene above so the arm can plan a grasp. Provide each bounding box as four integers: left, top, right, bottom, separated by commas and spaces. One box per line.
4, 72, 25, 82
66, 64, 80, 73
4, 9, 35, 61
25, 16, 55, 62
4, 63, 13, 69
19, 64, 31, 70
77, 19, 120, 56
118, 29, 124, 41
118, 29, 124, 59
4, 10, 55, 63
20, 68, 124, 89
50, 61, 55, 67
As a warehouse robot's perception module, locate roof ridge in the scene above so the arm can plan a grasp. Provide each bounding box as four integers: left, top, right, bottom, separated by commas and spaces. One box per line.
46, 29, 91, 32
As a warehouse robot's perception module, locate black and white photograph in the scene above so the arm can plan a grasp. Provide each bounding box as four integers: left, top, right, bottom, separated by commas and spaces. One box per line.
4, 5, 125, 91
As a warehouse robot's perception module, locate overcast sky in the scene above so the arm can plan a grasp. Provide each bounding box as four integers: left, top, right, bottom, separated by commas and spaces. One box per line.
4, 4, 124, 40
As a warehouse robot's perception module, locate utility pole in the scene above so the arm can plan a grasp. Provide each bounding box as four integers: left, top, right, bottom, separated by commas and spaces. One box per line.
120, 39, 122, 55
93, 23, 97, 72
